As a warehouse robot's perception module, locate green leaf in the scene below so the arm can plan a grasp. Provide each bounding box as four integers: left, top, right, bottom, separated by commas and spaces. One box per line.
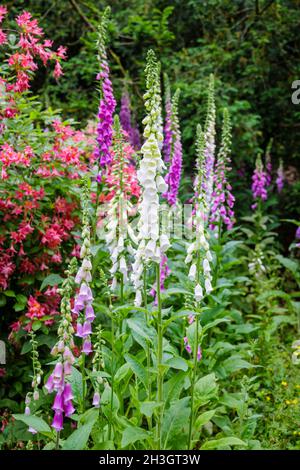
121, 426, 150, 448
275, 255, 299, 275
62, 421, 95, 450
93, 441, 115, 450
4, 290, 16, 297
114, 363, 130, 383
32, 320, 42, 331
124, 353, 148, 390
140, 401, 161, 418
13, 414, 52, 435
41, 274, 63, 290
21, 341, 32, 355
43, 442, 56, 450
164, 371, 186, 405
200, 436, 246, 450
223, 356, 254, 374
194, 409, 216, 428
162, 398, 190, 449
127, 318, 155, 345
165, 356, 188, 371
194, 373, 218, 407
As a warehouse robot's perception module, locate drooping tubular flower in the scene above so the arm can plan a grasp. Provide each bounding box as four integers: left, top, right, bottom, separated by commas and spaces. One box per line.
94, 7, 116, 168
186, 124, 213, 302
120, 88, 141, 150
251, 154, 267, 210
162, 74, 173, 163
73, 180, 94, 355
210, 108, 235, 232
265, 139, 273, 187
276, 159, 284, 193
203, 74, 216, 210
104, 116, 139, 291
45, 258, 77, 432
131, 50, 170, 306
163, 89, 183, 206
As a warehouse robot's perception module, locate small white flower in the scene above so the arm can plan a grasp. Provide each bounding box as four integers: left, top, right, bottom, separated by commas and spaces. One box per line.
134, 289, 142, 307
160, 234, 170, 252
156, 175, 168, 193
119, 256, 127, 275
188, 263, 197, 281
203, 258, 211, 274
195, 283, 203, 301
204, 278, 213, 294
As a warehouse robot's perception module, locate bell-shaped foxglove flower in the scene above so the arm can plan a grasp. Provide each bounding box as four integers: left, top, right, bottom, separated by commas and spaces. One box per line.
131, 50, 169, 306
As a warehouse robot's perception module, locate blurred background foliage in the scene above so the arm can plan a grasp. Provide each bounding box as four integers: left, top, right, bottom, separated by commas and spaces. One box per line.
6, 0, 300, 231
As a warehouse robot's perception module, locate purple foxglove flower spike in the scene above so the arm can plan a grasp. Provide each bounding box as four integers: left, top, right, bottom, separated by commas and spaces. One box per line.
251, 154, 268, 209
163, 89, 182, 206
94, 10, 116, 168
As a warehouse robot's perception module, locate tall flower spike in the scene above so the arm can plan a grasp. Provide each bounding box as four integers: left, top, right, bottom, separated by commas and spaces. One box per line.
74, 179, 94, 354
251, 154, 267, 210
186, 125, 213, 301
94, 7, 116, 169
45, 258, 77, 432
203, 74, 216, 211
24, 331, 43, 434
184, 126, 212, 364
210, 108, 235, 233
163, 74, 173, 163
163, 89, 183, 206
104, 115, 137, 291
131, 50, 170, 306
120, 87, 141, 150
276, 159, 284, 193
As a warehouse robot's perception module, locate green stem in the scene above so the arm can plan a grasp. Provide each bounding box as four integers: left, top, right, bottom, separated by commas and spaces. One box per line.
81, 353, 86, 414
108, 315, 115, 440
120, 273, 124, 304
156, 262, 163, 449
143, 269, 152, 434
143, 270, 152, 401
55, 431, 60, 450
187, 309, 199, 450
92, 164, 101, 244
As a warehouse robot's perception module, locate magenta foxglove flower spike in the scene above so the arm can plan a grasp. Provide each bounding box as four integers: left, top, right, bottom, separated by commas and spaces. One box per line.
94, 8, 116, 168
163, 89, 182, 206
251, 154, 268, 210
74, 180, 94, 355
45, 258, 78, 432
